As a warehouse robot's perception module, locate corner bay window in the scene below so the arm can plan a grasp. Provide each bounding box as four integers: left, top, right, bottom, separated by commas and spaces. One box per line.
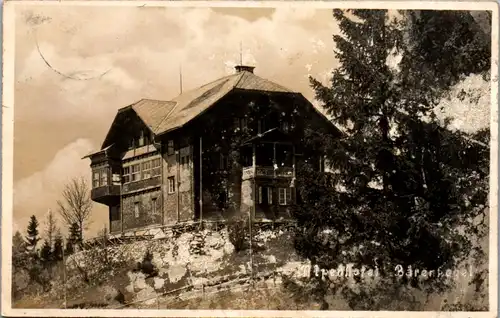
93, 171, 100, 188
92, 168, 109, 188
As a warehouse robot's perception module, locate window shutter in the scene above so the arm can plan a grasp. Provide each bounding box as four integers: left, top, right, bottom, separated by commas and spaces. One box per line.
286, 188, 292, 205
291, 187, 296, 204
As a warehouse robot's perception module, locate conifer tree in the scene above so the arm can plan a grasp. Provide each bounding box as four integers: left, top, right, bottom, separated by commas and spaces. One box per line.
65, 240, 74, 256
52, 230, 64, 261
12, 231, 26, 255
25, 215, 40, 255
44, 209, 57, 249
39, 240, 52, 264
293, 9, 489, 309
68, 222, 82, 245
65, 222, 81, 254
12, 231, 28, 272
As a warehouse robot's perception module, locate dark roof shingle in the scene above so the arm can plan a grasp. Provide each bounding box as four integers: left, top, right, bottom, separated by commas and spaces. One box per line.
120, 70, 295, 137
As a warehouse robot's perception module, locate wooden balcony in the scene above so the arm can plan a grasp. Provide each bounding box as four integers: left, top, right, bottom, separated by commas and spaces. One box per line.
242, 166, 294, 180
91, 185, 121, 204
122, 176, 161, 194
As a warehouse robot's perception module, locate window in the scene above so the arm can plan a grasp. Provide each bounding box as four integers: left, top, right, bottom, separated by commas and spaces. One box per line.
138, 130, 145, 147
142, 161, 151, 179
134, 202, 140, 218
168, 177, 176, 193
112, 173, 121, 185
281, 121, 290, 132
100, 170, 108, 186
123, 166, 131, 183
319, 156, 325, 173
152, 158, 161, 176
257, 186, 273, 205
131, 164, 140, 182
268, 187, 273, 204
234, 118, 241, 131
152, 198, 158, 215
181, 155, 190, 168
167, 140, 174, 155
93, 171, 100, 188
279, 188, 292, 205
234, 118, 248, 131
219, 154, 228, 170
240, 118, 248, 130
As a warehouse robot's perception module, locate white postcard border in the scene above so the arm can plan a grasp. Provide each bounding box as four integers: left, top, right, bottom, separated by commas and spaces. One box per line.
1, 1, 498, 317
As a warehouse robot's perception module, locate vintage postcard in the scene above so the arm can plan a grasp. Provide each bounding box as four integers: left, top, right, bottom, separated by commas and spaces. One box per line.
1, 1, 498, 317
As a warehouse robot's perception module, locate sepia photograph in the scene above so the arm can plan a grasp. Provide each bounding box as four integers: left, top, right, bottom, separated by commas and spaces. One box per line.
1, 1, 498, 316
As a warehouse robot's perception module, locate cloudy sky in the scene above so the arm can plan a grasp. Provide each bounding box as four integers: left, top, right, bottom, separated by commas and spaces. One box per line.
11, 4, 490, 239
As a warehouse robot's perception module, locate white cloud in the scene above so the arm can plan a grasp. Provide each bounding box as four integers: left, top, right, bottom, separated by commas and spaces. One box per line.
13, 138, 108, 238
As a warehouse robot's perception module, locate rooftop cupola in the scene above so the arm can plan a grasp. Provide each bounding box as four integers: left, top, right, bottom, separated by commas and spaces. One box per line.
234, 65, 255, 74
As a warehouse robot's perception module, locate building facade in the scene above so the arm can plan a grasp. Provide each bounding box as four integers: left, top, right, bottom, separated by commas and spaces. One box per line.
84, 65, 340, 234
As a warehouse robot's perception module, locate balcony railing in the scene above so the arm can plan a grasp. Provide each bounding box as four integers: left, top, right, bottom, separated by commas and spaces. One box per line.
242, 166, 293, 180
122, 176, 162, 194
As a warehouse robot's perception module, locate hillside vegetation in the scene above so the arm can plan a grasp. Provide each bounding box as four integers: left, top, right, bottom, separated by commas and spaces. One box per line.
13, 216, 487, 310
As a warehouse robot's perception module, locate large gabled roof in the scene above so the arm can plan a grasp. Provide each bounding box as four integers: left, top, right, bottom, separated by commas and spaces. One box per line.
130, 69, 291, 136
131, 99, 177, 133
99, 68, 330, 151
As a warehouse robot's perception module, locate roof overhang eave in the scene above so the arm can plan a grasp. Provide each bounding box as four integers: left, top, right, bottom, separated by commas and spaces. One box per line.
81, 144, 114, 160
295, 93, 343, 137
155, 125, 182, 137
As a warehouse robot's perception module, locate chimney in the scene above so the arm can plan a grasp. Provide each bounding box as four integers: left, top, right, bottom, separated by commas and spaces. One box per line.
234, 65, 255, 74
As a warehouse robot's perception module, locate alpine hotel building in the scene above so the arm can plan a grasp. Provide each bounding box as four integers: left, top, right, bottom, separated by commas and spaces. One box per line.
84, 65, 340, 234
